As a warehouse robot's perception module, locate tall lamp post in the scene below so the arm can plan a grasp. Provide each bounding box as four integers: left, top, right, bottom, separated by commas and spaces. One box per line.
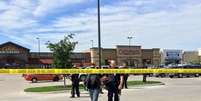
127, 36, 133, 67
36, 37, 40, 68
97, 0, 102, 68
90, 40, 94, 48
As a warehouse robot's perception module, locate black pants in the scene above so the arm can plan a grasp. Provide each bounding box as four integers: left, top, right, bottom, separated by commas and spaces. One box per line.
123, 75, 128, 88
107, 83, 119, 101
71, 83, 80, 97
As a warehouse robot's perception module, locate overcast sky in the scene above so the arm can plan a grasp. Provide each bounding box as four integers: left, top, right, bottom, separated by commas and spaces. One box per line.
0, 0, 201, 52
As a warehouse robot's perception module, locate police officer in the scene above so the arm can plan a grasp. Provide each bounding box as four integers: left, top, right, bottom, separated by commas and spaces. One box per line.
120, 63, 129, 89
70, 65, 80, 98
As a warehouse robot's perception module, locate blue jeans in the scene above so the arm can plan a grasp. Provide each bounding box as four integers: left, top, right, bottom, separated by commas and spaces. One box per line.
89, 88, 100, 101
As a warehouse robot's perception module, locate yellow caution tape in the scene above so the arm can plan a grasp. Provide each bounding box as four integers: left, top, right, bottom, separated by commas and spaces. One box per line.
0, 69, 201, 74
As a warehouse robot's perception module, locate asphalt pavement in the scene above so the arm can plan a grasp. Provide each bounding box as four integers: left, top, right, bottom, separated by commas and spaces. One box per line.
0, 75, 201, 101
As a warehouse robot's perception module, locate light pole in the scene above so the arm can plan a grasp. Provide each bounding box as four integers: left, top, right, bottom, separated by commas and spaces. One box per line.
90, 40, 94, 48
97, 0, 102, 68
36, 37, 40, 67
127, 36, 133, 67
127, 36, 133, 47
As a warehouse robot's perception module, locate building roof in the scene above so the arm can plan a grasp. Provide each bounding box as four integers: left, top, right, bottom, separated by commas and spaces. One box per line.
0, 41, 30, 51
116, 45, 141, 47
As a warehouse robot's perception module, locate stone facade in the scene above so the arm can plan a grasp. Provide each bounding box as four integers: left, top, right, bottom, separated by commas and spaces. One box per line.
183, 51, 200, 64
90, 45, 161, 67
90, 48, 117, 65
142, 48, 161, 66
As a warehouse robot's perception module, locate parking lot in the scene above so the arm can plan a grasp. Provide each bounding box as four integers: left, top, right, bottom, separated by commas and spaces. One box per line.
0, 74, 201, 101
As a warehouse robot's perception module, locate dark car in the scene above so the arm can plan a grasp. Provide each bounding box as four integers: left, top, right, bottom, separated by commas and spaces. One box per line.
169, 65, 201, 78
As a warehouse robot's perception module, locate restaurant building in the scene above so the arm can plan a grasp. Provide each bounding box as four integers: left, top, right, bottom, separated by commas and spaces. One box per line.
90, 45, 161, 67
0, 42, 91, 68
0, 41, 161, 68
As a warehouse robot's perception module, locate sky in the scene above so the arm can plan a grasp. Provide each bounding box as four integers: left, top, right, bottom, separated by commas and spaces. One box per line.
0, 0, 201, 52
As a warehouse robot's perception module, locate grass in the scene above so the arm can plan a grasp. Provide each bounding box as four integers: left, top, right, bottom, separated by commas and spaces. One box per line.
24, 84, 85, 92
127, 81, 162, 86
24, 80, 163, 92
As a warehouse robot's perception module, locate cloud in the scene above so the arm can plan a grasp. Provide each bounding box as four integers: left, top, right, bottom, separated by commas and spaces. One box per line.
0, 0, 38, 31
0, 0, 201, 52
33, 0, 86, 17
50, 0, 201, 51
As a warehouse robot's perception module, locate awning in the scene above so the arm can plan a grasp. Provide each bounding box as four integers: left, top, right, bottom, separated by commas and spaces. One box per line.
39, 59, 53, 64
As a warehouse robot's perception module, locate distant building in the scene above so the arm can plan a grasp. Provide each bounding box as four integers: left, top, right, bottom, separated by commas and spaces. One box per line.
0, 42, 91, 68
198, 49, 201, 64
199, 49, 201, 56
90, 45, 161, 67
161, 49, 183, 65
183, 51, 200, 64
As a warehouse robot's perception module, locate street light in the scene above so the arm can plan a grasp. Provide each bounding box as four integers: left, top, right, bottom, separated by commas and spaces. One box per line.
36, 37, 40, 67
97, 0, 102, 68
127, 36, 133, 47
127, 36, 133, 67
90, 40, 94, 48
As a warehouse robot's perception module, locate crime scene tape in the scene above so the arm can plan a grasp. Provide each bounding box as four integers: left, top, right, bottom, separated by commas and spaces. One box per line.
1, 69, 201, 74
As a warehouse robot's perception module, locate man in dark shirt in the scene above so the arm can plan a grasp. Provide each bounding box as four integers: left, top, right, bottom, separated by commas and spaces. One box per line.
102, 60, 124, 101
70, 65, 80, 98
120, 63, 129, 89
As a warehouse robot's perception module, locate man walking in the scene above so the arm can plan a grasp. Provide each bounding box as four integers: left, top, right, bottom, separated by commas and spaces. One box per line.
86, 63, 101, 101
102, 60, 124, 101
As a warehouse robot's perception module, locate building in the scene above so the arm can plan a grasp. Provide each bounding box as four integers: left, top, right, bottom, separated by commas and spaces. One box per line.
141, 48, 161, 66
183, 51, 200, 64
0, 41, 162, 68
90, 45, 161, 67
90, 48, 117, 65
161, 49, 183, 65
198, 49, 201, 64
0, 42, 30, 67
0, 42, 91, 68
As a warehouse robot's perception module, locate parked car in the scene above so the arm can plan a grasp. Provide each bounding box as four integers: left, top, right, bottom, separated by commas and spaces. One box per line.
169, 65, 201, 78
24, 74, 63, 83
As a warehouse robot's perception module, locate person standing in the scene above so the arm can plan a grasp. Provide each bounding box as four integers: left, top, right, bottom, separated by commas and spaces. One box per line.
70, 65, 80, 98
86, 63, 101, 101
120, 63, 129, 89
102, 60, 124, 101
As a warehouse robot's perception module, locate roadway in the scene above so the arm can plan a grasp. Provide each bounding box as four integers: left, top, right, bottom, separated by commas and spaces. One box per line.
0, 75, 201, 101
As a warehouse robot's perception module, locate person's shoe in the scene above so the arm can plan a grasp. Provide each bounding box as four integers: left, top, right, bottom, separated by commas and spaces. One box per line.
100, 91, 104, 94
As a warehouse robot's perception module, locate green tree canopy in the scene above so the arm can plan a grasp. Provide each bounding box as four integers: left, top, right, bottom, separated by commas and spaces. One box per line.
47, 34, 78, 68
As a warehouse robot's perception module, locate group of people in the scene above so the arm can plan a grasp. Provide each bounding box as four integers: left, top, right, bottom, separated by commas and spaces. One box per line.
70, 60, 129, 101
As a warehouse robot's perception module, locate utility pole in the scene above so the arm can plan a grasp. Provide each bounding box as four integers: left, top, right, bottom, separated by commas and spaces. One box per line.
97, 0, 102, 68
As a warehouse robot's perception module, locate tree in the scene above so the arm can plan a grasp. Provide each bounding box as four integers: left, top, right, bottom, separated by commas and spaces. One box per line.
47, 34, 78, 87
